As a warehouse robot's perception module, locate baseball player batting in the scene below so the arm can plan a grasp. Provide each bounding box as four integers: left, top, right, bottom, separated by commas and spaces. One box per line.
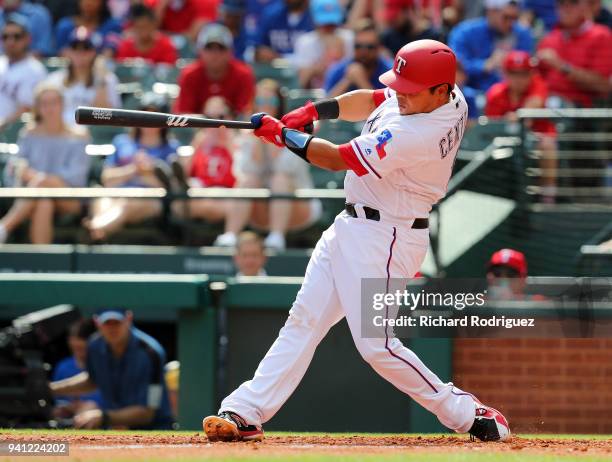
203, 40, 511, 443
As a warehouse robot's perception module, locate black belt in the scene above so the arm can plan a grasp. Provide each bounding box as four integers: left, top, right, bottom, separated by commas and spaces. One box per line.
344, 203, 428, 229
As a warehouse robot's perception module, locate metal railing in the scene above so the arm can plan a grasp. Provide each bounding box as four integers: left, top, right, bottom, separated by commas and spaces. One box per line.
517, 108, 612, 208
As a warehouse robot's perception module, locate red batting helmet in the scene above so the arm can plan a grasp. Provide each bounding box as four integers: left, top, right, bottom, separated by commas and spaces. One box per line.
379, 39, 457, 94
488, 249, 528, 277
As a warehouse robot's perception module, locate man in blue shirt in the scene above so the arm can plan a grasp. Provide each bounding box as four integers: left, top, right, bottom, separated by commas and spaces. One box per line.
52, 319, 104, 417
50, 309, 173, 430
0, 0, 52, 56
324, 20, 392, 97
254, 0, 313, 62
448, 0, 534, 92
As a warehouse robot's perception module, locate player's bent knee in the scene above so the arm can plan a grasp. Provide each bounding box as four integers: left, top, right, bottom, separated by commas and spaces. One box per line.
353, 338, 389, 365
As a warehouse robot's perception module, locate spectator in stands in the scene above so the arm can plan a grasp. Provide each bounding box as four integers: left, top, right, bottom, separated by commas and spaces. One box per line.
485, 51, 558, 202
243, 0, 281, 56
537, 0, 611, 107
214, 79, 321, 250
0, 0, 52, 56
115, 4, 177, 65
293, 0, 353, 89
254, 0, 313, 63
234, 231, 267, 276
0, 84, 90, 244
448, 0, 534, 92
55, 0, 122, 53
149, 0, 219, 41
85, 92, 178, 241
324, 20, 393, 97
381, 1, 442, 55
46, 27, 121, 126
485, 248, 546, 301
52, 319, 103, 421
455, 60, 479, 123
50, 308, 173, 430
44, 0, 80, 25
218, 0, 249, 61
0, 14, 47, 132
521, 0, 558, 32
164, 96, 235, 223
173, 23, 255, 117
344, 0, 384, 29
587, 0, 612, 28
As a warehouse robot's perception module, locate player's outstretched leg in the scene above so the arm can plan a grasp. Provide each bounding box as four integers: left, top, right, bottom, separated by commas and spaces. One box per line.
203, 411, 264, 442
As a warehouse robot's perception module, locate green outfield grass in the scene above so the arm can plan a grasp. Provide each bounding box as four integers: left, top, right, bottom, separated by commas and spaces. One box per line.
0, 430, 610, 462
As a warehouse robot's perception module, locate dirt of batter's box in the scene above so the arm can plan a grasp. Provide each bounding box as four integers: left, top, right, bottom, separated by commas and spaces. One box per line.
3, 433, 612, 460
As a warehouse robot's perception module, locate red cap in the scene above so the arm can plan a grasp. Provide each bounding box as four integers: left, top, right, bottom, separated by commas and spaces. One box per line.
379, 39, 456, 94
503, 50, 535, 72
488, 249, 527, 277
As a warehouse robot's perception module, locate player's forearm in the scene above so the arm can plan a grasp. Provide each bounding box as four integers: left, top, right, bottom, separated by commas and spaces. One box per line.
107, 406, 155, 428
50, 372, 97, 396
305, 138, 347, 172
336, 90, 376, 122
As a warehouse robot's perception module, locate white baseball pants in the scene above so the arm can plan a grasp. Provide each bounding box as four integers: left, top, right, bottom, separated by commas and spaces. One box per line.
221, 212, 476, 432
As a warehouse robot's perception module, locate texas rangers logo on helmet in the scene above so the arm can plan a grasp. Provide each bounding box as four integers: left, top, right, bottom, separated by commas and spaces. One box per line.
395, 57, 407, 74
167, 116, 188, 127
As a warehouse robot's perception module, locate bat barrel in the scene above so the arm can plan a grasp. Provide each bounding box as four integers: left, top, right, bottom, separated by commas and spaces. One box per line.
74, 107, 255, 129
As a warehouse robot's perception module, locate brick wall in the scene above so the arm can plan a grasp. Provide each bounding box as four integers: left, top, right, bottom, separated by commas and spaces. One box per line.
453, 338, 612, 433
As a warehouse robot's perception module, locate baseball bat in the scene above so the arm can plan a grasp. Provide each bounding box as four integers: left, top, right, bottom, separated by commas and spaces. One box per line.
75, 106, 259, 130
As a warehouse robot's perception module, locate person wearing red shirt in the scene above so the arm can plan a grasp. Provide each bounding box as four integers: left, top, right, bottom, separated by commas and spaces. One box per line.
173, 23, 255, 117
115, 4, 177, 65
144, 0, 219, 40
168, 96, 236, 224
486, 51, 558, 203
537, 0, 611, 107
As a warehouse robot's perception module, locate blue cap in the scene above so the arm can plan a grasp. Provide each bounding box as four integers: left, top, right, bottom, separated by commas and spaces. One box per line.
4, 13, 30, 34
96, 308, 127, 324
310, 0, 344, 26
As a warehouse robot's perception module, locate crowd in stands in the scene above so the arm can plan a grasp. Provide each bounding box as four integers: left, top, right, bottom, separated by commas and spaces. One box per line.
0, 0, 609, 247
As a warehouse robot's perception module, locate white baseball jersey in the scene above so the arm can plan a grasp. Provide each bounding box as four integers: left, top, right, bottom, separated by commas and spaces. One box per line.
219, 85, 479, 434
0, 55, 47, 120
340, 86, 468, 219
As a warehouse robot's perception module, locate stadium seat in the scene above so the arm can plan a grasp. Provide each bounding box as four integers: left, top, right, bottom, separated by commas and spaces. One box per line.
253, 62, 299, 89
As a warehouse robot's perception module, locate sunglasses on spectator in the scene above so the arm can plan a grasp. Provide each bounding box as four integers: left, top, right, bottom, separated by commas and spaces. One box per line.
490, 266, 520, 278
207, 113, 229, 120
1, 32, 25, 41
501, 13, 519, 22
556, 0, 579, 5
204, 43, 228, 51
355, 43, 377, 50
70, 42, 94, 51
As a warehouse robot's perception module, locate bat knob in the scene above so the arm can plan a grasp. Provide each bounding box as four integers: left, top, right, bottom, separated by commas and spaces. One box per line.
250, 112, 268, 129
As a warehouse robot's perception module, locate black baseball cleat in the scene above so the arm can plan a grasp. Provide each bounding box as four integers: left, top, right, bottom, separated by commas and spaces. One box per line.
469, 405, 511, 442
203, 411, 264, 442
